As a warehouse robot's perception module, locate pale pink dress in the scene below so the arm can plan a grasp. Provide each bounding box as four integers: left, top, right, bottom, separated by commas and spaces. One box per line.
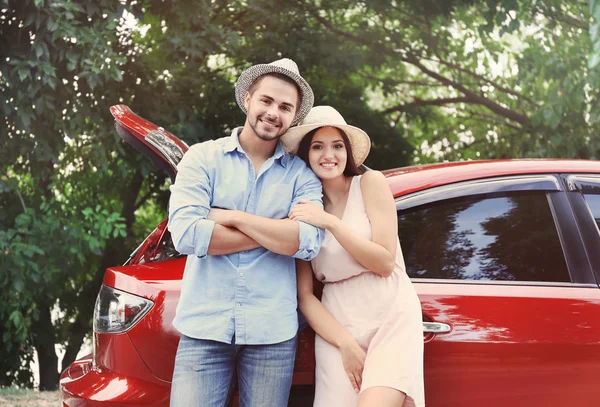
311, 175, 425, 407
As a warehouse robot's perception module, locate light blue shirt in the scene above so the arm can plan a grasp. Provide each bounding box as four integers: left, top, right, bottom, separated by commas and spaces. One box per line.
168, 128, 324, 345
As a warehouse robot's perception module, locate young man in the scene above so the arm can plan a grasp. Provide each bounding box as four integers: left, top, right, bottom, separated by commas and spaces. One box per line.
168, 58, 324, 407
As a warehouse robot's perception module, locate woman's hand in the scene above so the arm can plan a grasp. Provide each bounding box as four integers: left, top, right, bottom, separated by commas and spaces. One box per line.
288, 200, 334, 229
339, 337, 367, 392
207, 208, 238, 227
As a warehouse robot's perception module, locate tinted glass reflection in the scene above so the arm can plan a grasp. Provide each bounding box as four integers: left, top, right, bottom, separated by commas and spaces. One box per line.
398, 193, 570, 282
583, 194, 600, 230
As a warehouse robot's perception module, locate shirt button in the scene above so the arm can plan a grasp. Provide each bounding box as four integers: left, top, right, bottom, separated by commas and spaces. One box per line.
237, 303, 242, 307
239, 272, 244, 277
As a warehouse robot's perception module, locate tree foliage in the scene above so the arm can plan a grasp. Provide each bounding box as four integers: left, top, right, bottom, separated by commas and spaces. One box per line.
1, 0, 597, 389
285, 0, 599, 161
1, 0, 144, 389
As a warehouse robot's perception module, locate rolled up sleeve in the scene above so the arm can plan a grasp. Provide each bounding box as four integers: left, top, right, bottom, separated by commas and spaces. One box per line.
295, 220, 323, 260
291, 167, 325, 260
168, 144, 215, 258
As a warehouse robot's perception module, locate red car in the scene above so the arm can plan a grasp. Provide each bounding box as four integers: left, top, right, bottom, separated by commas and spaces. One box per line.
60, 106, 600, 407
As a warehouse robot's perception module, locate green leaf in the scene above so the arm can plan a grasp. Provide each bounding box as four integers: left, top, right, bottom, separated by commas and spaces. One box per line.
100, 223, 110, 237
13, 278, 24, 293
15, 213, 32, 228
87, 75, 98, 90
591, 22, 600, 43
24, 13, 35, 27
29, 245, 45, 255
66, 50, 78, 64
550, 135, 562, 145
17, 67, 29, 81
35, 12, 42, 30
35, 44, 44, 59
589, 50, 600, 70
593, 0, 600, 21
47, 17, 59, 32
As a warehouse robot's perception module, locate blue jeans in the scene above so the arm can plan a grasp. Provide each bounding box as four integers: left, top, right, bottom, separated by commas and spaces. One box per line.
170, 334, 297, 407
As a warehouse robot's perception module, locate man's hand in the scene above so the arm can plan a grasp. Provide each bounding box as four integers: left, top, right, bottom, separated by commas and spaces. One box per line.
208, 208, 239, 228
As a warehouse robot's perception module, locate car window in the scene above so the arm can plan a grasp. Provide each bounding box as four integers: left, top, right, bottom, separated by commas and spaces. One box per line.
398, 192, 570, 282
582, 194, 600, 230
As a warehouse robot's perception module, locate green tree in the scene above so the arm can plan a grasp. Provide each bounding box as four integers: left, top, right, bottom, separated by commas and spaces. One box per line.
289, 0, 599, 161
0, 0, 145, 389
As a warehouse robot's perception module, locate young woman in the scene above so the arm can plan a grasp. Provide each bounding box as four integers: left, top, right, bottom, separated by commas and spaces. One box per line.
283, 106, 425, 407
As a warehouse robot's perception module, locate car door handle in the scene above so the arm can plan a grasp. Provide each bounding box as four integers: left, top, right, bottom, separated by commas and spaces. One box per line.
423, 322, 451, 334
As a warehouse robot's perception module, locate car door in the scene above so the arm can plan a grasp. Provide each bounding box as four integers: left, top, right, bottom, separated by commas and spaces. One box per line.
396, 174, 600, 407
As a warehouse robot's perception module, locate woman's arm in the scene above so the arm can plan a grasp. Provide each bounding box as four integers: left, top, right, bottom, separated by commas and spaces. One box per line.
289, 171, 398, 277
327, 171, 398, 277
296, 259, 366, 392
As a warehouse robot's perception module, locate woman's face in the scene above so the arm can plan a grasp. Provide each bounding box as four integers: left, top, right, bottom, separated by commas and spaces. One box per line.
308, 126, 348, 180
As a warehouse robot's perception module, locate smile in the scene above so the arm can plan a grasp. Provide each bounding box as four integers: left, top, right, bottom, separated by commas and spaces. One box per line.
320, 163, 337, 168
260, 119, 279, 129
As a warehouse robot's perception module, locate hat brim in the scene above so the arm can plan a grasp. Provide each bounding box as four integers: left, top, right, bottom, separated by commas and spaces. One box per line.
281, 124, 371, 166
235, 64, 314, 126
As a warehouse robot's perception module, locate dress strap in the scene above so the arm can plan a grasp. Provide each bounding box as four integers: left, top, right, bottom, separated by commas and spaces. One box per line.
349, 175, 365, 209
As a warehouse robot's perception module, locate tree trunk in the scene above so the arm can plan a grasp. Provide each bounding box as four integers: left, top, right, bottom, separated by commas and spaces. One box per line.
60, 317, 88, 373
33, 304, 59, 391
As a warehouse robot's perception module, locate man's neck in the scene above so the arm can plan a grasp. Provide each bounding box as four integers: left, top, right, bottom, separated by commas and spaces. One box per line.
238, 125, 278, 162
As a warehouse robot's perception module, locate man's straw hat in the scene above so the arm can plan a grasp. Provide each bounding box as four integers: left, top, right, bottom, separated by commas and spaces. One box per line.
235, 58, 314, 126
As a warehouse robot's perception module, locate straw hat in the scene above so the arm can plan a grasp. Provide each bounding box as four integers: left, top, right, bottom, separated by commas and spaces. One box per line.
235, 58, 314, 126
281, 106, 371, 166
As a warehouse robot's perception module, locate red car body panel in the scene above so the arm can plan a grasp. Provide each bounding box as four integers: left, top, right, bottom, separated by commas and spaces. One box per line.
110, 105, 189, 159
418, 283, 600, 406
60, 107, 600, 406
384, 159, 600, 197
103, 260, 183, 382
62, 334, 170, 407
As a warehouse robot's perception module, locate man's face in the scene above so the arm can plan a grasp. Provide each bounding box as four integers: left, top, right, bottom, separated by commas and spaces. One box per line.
244, 76, 299, 142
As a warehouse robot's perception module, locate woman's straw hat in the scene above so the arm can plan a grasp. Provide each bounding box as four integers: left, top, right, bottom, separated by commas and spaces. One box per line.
281, 106, 371, 165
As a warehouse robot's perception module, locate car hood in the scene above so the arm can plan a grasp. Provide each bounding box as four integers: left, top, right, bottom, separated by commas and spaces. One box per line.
110, 105, 189, 181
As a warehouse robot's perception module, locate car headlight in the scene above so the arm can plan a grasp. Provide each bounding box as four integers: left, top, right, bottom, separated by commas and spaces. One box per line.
93, 285, 154, 334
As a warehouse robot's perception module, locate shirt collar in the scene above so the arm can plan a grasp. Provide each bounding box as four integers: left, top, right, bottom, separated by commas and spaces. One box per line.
223, 127, 244, 154
224, 127, 290, 168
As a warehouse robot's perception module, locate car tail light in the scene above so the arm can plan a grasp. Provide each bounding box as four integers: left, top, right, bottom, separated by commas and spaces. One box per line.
93, 285, 154, 334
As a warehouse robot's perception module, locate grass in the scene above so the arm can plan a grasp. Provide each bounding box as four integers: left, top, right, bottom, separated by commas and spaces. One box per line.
0, 388, 60, 407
